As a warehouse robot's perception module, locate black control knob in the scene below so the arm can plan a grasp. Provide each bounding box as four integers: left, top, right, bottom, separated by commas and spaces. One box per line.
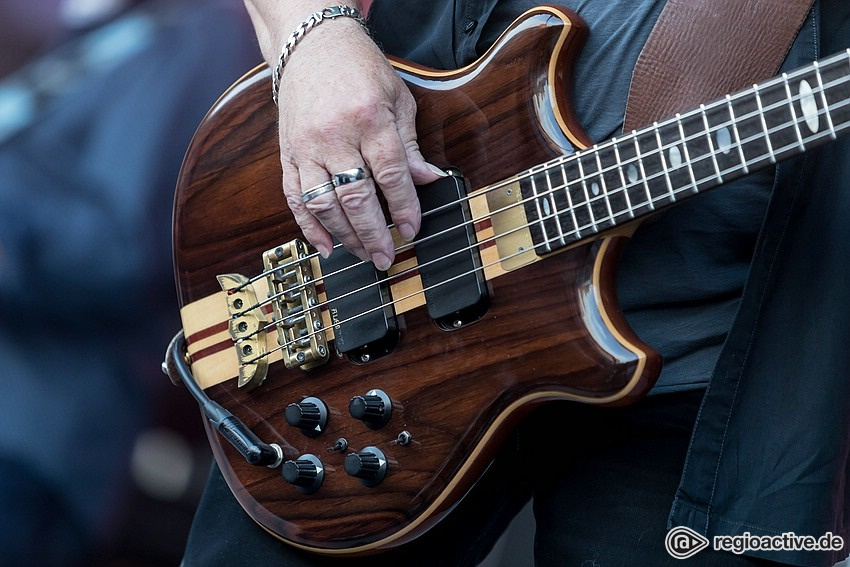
282, 454, 324, 493
284, 396, 328, 437
344, 446, 387, 486
348, 389, 392, 429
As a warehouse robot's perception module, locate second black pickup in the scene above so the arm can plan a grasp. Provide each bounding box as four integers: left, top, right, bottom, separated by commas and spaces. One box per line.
415, 172, 489, 330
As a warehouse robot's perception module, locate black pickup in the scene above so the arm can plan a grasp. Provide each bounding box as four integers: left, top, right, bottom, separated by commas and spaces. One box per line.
415, 172, 490, 330
319, 244, 398, 363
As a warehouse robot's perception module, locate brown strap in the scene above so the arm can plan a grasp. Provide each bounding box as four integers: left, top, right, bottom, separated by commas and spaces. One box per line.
623, 0, 815, 132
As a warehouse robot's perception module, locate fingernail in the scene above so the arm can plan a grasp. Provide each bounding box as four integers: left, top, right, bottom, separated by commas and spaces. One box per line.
371, 252, 392, 271
425, 162, 449, 177
398, 223, 417, 242
315, 243, 331, 259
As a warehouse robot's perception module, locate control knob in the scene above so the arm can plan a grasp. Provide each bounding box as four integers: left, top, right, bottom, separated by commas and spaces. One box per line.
344, 446, 387, 486
281, 454, 324, 493
348, 389, 392, 429
284, 396, 328, 436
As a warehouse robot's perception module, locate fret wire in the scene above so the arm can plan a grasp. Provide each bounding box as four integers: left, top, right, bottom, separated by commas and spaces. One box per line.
781, 72, 806, 152
593, 147, 616, 225
675, 113, 699, 192
813, 60, 838, 139
576, 85, 815, 201
612, 137, 636, 219
632, 134, 655, 210
529, 170, 548, 248
545, 167, 567, 247
245, 56, 850, 353
535, 99, 842, 245
639, 73, 838, 173
699, 104, 724, 183
653, 124, 676, 202
513, 58, 850, 247
563, 96, 779, 199
763, 50, 845, 97
568, 99, 822, 205
760, 77, 806, 157
753, 85, 777, 163
559, 162, 583, 240
705, 96, 747, 182
387, 60, 850, 267
726, 94, 749, 174
575, 155, 599, 233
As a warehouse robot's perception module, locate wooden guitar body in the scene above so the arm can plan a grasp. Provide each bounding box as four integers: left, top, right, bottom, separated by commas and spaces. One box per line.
172, 6, 660, 555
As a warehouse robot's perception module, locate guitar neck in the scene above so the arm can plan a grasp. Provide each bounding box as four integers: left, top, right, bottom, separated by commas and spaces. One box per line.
522, 49, 850, 253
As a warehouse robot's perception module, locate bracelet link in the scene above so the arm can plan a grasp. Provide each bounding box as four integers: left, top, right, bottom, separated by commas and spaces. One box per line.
271, 5, 368, 106
321, 6, 352, 19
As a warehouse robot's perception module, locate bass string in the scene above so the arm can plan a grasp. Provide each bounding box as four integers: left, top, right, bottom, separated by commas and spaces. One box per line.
242, 224, 542, 366
233, 59, 850, 303
243, 117, 846, 365
234, 61, 850, 304
236, 72, 850, 349
234, 63, 850, 360
232, 73, 846, 316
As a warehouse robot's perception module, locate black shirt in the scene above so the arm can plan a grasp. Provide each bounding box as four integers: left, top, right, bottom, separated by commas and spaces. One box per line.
369, 0, 770, 392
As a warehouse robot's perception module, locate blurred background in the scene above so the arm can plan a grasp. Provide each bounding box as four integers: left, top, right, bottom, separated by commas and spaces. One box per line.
0, 0, 260, 564
0, 2, 538, 566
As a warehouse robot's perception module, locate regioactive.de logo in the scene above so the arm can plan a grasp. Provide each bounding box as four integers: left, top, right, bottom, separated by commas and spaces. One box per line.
666, 526, 710, 559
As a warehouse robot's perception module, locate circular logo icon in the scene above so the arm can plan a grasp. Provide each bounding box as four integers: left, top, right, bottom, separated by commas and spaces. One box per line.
665, 526, 710, 559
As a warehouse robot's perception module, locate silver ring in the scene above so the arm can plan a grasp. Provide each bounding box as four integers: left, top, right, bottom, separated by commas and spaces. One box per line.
332, 167, 369, 187
301, 180, 335, 203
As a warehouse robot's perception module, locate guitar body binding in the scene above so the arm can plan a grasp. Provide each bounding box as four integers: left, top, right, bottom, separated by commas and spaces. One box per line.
171, 6, 660, 555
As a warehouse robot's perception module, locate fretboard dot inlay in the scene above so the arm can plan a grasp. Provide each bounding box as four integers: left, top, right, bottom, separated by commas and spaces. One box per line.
518, 50, 848, 256
716, 127, 733, 154
668, 145, 682, 168
799, 79, 820, 133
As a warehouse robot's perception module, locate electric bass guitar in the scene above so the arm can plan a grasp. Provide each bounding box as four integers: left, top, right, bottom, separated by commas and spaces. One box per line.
166, 5, 850, 556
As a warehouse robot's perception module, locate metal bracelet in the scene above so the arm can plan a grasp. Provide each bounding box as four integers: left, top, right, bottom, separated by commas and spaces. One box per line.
271, 5, 368, 105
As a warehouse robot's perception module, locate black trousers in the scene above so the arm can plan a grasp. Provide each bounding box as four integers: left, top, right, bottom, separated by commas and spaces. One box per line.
182, 390, 785, 566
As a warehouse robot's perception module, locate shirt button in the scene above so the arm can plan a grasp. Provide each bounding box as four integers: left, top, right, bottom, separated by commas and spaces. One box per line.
463, 18, 478, 33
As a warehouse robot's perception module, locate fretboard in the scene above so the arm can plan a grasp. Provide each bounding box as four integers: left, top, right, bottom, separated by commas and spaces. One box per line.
521, 49, 850, 253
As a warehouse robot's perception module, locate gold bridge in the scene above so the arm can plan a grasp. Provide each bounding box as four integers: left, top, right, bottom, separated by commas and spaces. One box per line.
217, 239, 330, 389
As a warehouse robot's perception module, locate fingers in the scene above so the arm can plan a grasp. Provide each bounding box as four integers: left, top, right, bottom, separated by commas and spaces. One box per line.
330, 167, 396, 270
291, 135, 442, 271
283, 109, 422, 271
286, 141, 398, 270
361, 128, 421, 243
394, 92, 445, 187
281, 157, 336, 259
274, 29, 438, 270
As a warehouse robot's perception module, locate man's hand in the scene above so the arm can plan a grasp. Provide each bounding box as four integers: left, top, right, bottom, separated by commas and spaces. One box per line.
244, 1, 440, 270
278, 21, 439, 269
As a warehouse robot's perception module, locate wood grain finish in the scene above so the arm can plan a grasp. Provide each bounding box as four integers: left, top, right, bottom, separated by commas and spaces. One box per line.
172, 6, 660, 555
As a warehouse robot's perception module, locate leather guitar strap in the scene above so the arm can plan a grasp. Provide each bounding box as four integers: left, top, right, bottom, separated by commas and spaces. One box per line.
623, 0, 815, 131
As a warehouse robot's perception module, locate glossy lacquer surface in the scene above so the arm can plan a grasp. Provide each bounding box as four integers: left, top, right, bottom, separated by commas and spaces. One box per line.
172, 6, 659, 555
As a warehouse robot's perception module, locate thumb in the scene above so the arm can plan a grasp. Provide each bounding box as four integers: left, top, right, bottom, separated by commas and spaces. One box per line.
408, 149, 447, 186
394, 91, 444, 186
